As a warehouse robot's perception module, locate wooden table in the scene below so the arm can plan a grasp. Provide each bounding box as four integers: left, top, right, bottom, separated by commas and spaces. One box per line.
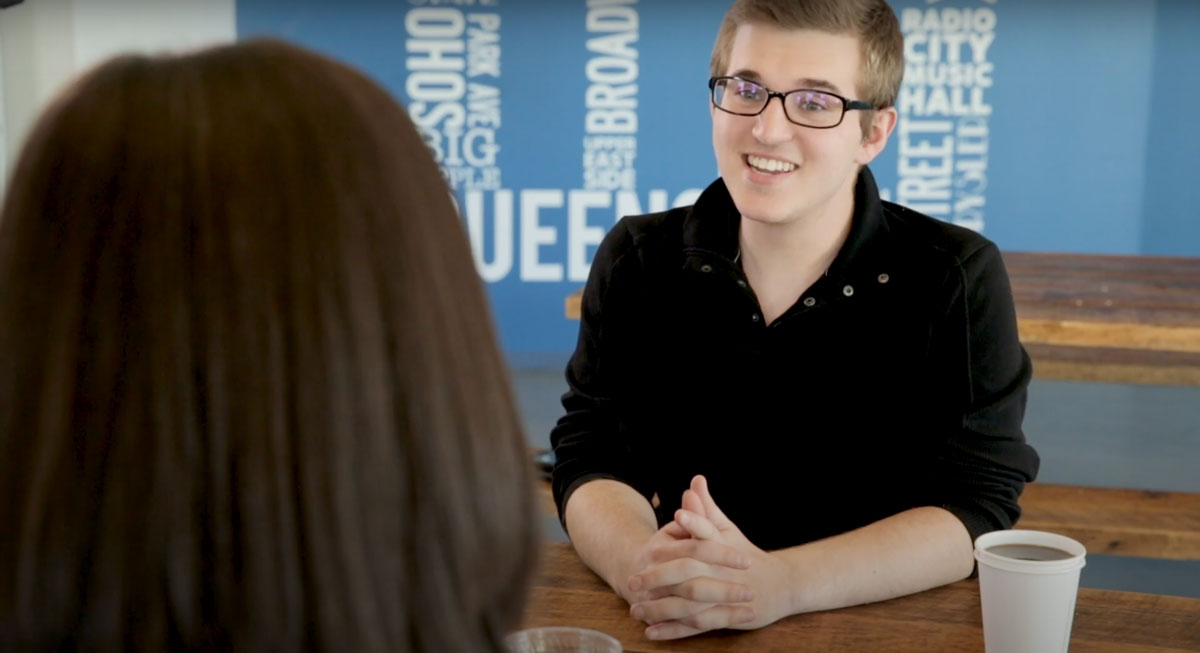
564, 251, 1200, 386
522, 542, 1200, 652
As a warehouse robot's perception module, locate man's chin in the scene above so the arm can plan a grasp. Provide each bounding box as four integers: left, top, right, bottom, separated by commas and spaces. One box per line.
727, 190, 795, 224
729, 173, 796, 199
739, 212, 793, 227
730, 199, 794, 225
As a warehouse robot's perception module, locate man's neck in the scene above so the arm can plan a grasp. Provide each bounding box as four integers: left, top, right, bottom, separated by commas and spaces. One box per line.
736, 182, 856, 325
738, 187, 856, 284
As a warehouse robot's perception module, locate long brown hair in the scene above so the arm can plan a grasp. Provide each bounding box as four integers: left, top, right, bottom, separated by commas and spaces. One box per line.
0, 39, 536, 651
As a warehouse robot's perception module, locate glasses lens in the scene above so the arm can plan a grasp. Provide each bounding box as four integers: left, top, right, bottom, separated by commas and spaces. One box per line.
785, 90, 843, 127
714, 78, 766, 115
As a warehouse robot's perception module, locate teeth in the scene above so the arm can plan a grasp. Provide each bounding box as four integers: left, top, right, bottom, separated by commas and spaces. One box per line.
747, 155, 795, 173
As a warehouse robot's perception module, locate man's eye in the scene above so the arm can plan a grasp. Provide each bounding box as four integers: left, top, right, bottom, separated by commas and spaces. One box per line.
736, 85, 762, 100
793, 93, 831, 112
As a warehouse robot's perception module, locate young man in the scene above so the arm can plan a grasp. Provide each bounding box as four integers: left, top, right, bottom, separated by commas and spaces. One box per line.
551, 0, 1039, 641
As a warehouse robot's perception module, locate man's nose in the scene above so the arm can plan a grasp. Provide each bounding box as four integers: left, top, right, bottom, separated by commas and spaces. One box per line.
753, 95, 794, 144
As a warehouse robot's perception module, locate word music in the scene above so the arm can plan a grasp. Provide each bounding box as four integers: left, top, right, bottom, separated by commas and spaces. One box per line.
895, 5, 995, 232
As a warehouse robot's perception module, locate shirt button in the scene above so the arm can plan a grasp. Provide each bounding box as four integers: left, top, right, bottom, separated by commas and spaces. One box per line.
877, 273, 890, 284
737, 279, 747, 288
843, 285, 854, 297
751, 313, 761, 323
803, 297, 816, 307
700, 264, 713, 273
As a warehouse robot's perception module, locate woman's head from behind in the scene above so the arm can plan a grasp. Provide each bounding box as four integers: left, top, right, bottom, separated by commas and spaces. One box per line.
0, 39, 535, 651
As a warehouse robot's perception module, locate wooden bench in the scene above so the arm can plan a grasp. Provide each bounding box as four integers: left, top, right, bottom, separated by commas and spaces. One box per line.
534, 475, 1200, 561
1004, 252, 1200, 386
565, 251, 1200, 386
1018, 483, 1200, 560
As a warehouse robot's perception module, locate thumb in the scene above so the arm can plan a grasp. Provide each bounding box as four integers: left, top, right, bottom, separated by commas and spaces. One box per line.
692, 475, 734, 530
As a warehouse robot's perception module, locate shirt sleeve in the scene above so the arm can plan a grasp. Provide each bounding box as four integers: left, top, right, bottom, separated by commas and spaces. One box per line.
928, 242, 1040, 545
549, 218, 654, 531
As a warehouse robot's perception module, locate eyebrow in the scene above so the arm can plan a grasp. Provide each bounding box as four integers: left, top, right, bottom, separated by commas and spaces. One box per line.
728, 70, 844, 95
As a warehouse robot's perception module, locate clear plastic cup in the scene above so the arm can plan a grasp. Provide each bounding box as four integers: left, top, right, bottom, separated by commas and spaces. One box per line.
505, 626, 622, 653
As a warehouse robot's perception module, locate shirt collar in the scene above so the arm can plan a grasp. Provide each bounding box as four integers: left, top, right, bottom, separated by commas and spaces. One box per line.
681, 166, 890, 278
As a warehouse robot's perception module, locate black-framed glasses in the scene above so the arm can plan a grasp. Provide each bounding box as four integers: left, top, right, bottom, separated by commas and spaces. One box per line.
708, 76, 874, 129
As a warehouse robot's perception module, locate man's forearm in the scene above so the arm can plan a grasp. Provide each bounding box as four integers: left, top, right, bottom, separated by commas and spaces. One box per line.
775, 506, 976, 615
563, 479, 659, 600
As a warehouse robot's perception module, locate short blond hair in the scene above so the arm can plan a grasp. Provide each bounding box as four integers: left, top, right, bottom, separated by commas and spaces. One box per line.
710, 0, 904, 133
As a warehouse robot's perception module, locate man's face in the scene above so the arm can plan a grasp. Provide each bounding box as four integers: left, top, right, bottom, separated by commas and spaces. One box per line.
712, 23, 892, 227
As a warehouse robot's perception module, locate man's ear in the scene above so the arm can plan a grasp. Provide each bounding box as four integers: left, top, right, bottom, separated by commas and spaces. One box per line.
856, 107, 898, 165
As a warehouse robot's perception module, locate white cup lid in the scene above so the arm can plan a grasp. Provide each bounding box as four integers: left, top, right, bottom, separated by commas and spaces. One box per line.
974, 529, 1087, 574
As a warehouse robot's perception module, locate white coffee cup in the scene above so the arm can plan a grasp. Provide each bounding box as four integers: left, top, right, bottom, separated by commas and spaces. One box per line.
974, 529, 1087, 653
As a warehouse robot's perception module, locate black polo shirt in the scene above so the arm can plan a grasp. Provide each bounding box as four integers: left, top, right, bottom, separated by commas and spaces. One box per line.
551, 167, 1039, 551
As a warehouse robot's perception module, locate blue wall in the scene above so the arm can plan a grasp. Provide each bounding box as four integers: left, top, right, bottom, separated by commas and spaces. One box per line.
236, 0, 1200, 363
974, 0, 1155, 253
1141, 0, 1200, 256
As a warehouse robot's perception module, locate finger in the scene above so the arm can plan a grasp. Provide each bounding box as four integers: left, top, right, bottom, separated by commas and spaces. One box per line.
649, 577, 755, 606
677, 604, 757, 631
645, 585, 675, 601
692, 475, 733, 529
630, 596, 709, 625
659, 520, 689, 540
645, 605, 756, 640
675, 509, 721, 541
629, 557, 704, 593
633, 557, 748, 594
681, 488, 706, 519
645, 620, 705, 641
649, 537, 750, 569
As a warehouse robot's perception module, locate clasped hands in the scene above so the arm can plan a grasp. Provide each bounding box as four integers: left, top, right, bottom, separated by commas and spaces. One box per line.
622, 475, 792, 641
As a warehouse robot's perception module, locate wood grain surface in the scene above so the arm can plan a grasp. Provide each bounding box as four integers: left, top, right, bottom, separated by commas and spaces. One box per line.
1018, 483, 1200, 561
521, 541, 1200, 653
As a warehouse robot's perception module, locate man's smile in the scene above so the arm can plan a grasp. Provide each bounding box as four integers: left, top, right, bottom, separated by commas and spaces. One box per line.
745, 153, 797, 174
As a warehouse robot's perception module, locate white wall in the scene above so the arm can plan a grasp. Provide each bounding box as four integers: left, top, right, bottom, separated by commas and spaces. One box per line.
0, 39, 5, 192
0, 0, 235, 201
72, 0, 237, 72
0, 0, 77, 196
